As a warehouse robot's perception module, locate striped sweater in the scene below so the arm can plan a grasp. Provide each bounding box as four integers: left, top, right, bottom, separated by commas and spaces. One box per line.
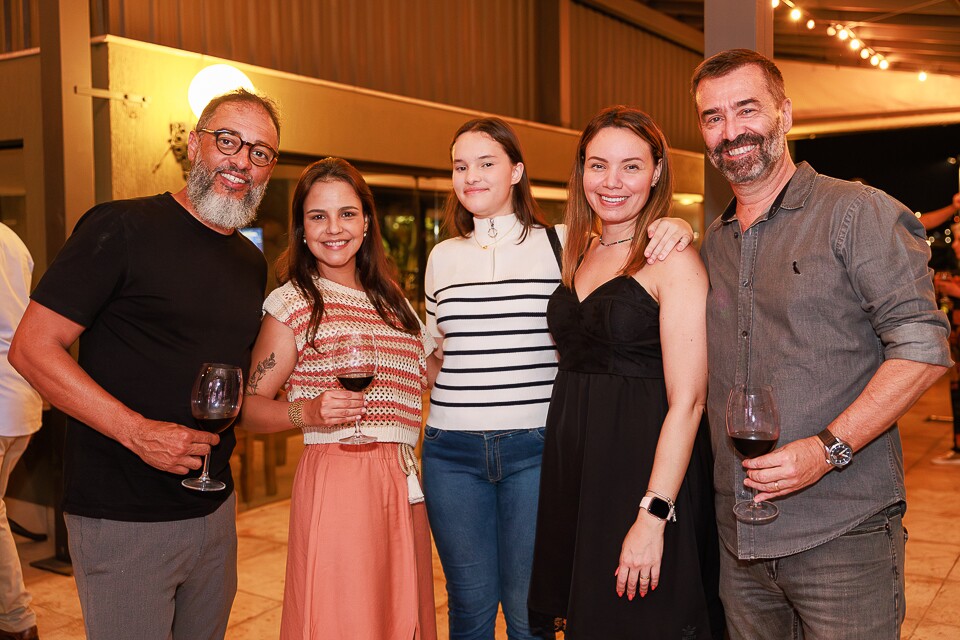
425, 216, 565, 431
264, 277, 436, 445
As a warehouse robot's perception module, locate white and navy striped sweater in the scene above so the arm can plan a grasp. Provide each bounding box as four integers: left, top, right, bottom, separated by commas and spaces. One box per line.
425, 216, 566, 431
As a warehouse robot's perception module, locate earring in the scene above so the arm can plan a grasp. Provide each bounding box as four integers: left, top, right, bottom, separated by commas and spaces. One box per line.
302, 236, 307, 244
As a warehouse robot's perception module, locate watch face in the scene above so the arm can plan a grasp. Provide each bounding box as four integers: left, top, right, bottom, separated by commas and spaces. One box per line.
829, 443, 853, 466
648, 498, 671, 519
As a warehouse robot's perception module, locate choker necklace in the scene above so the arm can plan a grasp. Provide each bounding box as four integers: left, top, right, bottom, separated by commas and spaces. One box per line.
598, 235, 634, 247
474, 217, 520, 250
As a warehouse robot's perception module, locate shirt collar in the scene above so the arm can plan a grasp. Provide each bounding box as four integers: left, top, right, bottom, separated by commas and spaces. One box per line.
718, 161, 816, 226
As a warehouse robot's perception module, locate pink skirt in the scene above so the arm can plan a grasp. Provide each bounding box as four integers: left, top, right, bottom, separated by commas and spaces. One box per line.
279, 443, 437, 640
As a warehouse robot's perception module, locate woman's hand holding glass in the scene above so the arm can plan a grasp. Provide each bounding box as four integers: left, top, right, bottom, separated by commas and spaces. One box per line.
300, 390, 366, 428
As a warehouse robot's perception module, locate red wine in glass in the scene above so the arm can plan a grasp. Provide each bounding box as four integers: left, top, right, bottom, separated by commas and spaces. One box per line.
194, 414, 238, 433
726, 384, 780, 523
182, 363, 242, 492
336, 373, 374, 393
335, 333, 377, 445
729, 432, 778, 459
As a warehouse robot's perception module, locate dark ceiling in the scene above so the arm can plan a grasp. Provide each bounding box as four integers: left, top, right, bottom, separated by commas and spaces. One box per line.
639, 0, 960, 76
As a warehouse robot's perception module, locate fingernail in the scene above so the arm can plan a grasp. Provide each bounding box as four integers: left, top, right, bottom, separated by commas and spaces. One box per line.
628, 593, 634, 601
640, 592, 646, 598
617, 590, 623, 597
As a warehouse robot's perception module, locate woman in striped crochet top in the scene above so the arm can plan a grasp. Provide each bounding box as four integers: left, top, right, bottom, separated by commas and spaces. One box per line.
240, 157, 438, 640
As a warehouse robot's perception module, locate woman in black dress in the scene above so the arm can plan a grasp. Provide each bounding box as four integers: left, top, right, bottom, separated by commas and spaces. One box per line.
528, 106, 723, 639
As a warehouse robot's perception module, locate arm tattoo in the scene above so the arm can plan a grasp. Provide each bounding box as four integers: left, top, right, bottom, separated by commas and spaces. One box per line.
245, 352, 277, 396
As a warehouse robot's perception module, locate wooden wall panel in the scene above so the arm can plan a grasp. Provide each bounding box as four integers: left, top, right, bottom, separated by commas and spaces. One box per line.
87, 0, 538, 121
569, 1, 703, 151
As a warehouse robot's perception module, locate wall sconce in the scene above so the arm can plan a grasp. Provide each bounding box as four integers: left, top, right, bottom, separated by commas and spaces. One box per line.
167, 64, 256, 178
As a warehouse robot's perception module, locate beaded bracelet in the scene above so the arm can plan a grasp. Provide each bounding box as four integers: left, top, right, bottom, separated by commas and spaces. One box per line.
288, 399, 307, 429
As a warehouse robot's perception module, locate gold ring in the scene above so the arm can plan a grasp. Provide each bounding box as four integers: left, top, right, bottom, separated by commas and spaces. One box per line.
639, 575, 650, 581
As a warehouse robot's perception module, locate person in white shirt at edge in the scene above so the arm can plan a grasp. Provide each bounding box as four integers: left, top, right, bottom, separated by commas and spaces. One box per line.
421, 116, 693, 640
0, 223, 41, 640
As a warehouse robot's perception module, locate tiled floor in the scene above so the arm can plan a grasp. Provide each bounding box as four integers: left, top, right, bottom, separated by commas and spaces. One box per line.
13, 376, 960, 639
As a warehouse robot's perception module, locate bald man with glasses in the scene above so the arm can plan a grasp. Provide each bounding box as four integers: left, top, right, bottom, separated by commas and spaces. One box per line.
10, 89, 280, 640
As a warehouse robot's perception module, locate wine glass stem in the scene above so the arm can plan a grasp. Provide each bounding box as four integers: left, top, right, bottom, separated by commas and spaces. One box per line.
353, 415, 362, 439
198, 453, 212, 482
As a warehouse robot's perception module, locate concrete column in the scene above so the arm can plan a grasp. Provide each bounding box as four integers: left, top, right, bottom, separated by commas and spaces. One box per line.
39, 0, 96, 252
534, 0, 572, 129
701, 0, 774, 225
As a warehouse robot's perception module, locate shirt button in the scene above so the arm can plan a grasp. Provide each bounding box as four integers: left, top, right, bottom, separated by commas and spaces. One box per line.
742, 280, 749, 287
741, 330, 748, 337
733, 232, 740, 239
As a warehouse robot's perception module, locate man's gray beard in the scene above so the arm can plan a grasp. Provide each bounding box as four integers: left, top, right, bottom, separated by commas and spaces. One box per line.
708, 117, 786, 185
186, 157, 266, 230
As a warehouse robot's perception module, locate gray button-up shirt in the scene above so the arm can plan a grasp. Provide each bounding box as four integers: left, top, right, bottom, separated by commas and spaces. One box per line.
702, 162, 951, 559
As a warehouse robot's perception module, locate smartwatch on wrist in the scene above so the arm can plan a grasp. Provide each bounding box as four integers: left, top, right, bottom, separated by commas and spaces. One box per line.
639, 494, 676, 522
816, 428, 853, 468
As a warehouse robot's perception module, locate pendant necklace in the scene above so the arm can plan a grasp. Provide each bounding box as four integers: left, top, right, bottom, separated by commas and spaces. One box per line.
598, 235, 634, 247
475, 216, 519, 250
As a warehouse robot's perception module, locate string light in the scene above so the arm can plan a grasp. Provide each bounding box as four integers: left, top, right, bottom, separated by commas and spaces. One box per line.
772, 1, 908, 76
919, 71, 928, 81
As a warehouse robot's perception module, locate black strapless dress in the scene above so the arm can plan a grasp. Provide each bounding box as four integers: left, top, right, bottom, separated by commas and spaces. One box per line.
528, 276, 723, 640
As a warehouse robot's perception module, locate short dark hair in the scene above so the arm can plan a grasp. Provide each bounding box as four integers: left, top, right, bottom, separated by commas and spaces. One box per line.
443, 117, 548, 241
690, 49, 786, 106
196, 88, 281, 141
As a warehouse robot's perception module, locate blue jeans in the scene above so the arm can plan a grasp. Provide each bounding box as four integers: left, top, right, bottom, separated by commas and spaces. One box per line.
422, 427, 544, 640
720, 503, 906, 640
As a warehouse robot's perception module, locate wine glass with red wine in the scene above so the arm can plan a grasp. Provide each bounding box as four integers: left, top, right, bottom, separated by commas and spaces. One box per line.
726, 384, 780, 523
182, 363, 243, 491
335, 332, 377, 445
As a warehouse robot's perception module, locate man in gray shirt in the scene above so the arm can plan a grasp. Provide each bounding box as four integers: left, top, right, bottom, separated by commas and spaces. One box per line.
694, 49, 950, 639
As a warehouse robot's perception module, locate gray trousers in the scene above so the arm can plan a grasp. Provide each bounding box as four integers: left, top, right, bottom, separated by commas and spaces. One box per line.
720, 503, 906, 640
0, 434, 35, 634
66, 492, 238, 640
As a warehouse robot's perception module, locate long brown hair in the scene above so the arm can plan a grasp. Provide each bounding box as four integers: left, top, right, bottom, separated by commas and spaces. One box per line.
442, 117, 548, 241
562, 106, 674, 287
277, 158, 420, 342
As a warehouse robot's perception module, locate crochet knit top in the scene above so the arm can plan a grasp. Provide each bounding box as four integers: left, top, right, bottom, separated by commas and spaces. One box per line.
263, 277, 436, 446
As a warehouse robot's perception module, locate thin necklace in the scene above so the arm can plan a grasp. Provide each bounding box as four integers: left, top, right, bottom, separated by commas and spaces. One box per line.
598, 235, 634, 247
474, 216, 519, 250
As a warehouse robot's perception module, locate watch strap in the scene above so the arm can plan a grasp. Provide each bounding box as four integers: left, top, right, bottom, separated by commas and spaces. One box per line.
816, 428, 838, 448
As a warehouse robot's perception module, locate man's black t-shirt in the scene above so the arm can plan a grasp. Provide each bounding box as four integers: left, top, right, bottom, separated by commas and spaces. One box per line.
32, 193, 266, 521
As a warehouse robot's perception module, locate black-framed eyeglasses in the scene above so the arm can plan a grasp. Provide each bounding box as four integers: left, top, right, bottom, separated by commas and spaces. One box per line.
197, 128, 279, 167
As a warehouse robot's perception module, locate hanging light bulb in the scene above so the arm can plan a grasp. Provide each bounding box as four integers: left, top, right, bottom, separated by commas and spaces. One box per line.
918, 71, 928, 81
838, 28, 849, 40
849, 39, 861, 50
790, 8, 802, 20
870, 54, 880, 66
807, 19, 816, 29
826, 25, 837, 36
860, 48, 871, 60
771, 0, 780, 7
879, 59, 889, 70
